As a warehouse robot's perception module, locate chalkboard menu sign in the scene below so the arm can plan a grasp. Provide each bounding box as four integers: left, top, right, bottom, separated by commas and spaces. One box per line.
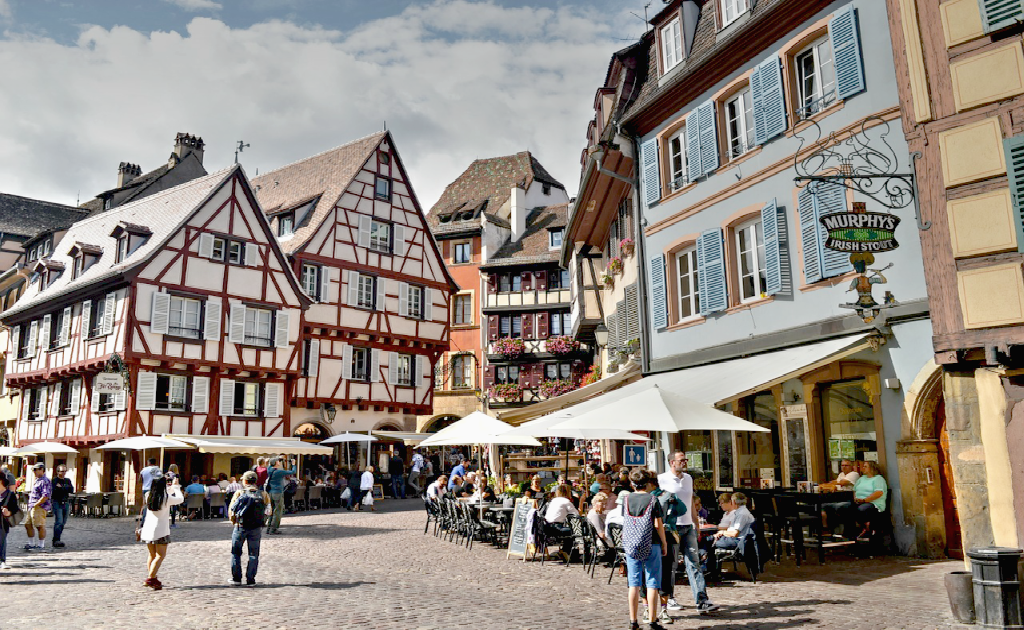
506, 499, 534, 560
785, 417, 808, 486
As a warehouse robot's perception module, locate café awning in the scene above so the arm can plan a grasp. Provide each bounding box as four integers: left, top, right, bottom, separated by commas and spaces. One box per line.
166, 435, 332, 455
371, 431, 431, 443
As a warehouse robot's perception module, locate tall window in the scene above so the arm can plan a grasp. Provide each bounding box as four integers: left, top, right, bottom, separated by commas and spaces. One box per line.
720, 0, 749, 27
244, 307, 273, 346
545, 363, 572, 380
57, 381, 75, 415
498, 275, 511, 292
26, 388, 42, 420
496, 365, 520, 385
452, 355, 472, 388
357, 274, 376, 309
156, 374, 188, 411
548, 269, 571, 290
725, 88, 754, 159
511, 274, 522, 292
233, 382, 261, 416
453, 242, 471, 264
453, 294, 472, 325
499, 315, 522, 339
661, 16, 683, 72
676, 247, 700, 320
116, 235, 129, 263
301, 263, 320, 300
396, 354, 413, 386
668, 129, 688, 191
48, 310, 65, 349
351, 347, 369, 381
227, 240, 244, 265
407, 285, 423, 319
795, 37, 836, 119
169, 296, 202, 339
278, 212, 295, 237
735, 219, 767, 302
369, 220, 392, 253
88, 299, 104, 338
550, 312, 563, 336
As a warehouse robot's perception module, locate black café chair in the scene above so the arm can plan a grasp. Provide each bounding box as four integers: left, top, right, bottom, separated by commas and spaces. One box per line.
774, 494, 823, 566
566, 513, 590, 568
712, 518, 768, 583
422, 496, 439, 535
606, 523, 627, 585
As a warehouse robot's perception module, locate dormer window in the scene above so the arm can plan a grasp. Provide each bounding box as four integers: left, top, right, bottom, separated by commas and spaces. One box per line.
661, 16, 683, 73
110, 223, 152, 263
720, 0, 750, 28
549, 228, 564, 250
34, 260, 64, 289
69, 243, 102, 279
278, 212, 295, 237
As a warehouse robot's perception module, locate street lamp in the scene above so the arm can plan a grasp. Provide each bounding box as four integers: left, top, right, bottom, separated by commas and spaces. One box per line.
594, 324, 609, 348
322, 403, 337, 424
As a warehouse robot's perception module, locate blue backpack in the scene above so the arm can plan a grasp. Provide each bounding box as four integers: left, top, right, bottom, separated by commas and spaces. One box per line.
233, 490, 266, 530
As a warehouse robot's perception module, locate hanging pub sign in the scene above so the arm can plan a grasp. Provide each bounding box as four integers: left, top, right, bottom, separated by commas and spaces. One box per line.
94, 373, 125, 394
819, 209, 901, 253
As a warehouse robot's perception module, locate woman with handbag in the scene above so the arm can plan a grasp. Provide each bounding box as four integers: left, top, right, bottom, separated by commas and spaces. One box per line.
0, 473, 21, 569
140, 472, 184, 590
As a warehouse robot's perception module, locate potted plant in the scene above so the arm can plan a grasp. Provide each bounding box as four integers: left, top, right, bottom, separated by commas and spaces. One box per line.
492, 337, 525, 358
581, 364, 601, 387
490, 382, 523, 402
600, 272, 614, 287
539, 378, 576, 398
546, 335, 580, 355
620, 238, 635, 257
609, 257, 624, 275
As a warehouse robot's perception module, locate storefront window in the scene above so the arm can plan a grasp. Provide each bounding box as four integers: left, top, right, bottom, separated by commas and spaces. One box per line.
821, 378, 877, 477
716, 430, 734, 488
680, 431, 713, 491
737, 393, 781, 486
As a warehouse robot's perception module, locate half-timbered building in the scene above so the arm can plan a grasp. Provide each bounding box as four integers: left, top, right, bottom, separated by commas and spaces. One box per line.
253, 132, 456, 439
2, 165, 309, 495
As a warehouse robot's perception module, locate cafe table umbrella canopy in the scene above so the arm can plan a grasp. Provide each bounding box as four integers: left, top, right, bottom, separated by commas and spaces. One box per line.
501, 414, 651, 441
96, 437, 195, 451
417, 412, 541, 448
319, 432, 378, 445
14, 441, 79, 455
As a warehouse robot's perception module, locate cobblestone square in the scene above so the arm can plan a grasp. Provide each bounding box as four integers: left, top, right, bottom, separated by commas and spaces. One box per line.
1, 500, 964, 629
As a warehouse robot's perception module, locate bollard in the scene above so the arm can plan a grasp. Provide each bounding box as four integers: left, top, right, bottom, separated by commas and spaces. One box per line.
967, 547, 1024, 629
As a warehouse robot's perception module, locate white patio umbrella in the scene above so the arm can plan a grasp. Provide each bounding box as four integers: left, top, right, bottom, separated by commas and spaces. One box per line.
96, 437, 195, 451
14, 442, 79, 455
417, 411, 542, 448
0, 446, 18, 457
502, 414, 651, 441
321, 431, 378, 467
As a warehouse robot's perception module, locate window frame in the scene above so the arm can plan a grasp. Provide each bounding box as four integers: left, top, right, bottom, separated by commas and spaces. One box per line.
453, 241, 471, 264
232, 381, 262, 417
369, 219, 393, 254
453, 293, 473, 326
48, 310, 65, 350
724, 87, 754, 160
27, 387, 42, 420
395, 353, 414, 387
243, 306, 274, 347
351, 347, 370, 381
794, 36, 837, 120
734, 218, 767, 304
116, 235, 129, 263
676, 247, 701, 321
548, 228, 564, 250
667, 127, 688, 192
495, 364, 520, 385
660, 15, 684, 74
57, 382, 74, 416
452, 354, 472, 389
168, 295, 204, 340
719, 0, 750, 28
356, 274, 376, 310
88, 299, 104, 339
278, 212, 295, 237
374, 175, 392, 202
407, 284, 423, 319
301, 263, 321, 300
155, 374, 190, 412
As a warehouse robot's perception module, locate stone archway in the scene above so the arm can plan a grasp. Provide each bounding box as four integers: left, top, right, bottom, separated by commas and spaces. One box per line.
421, 414, 459, 434
293, 421, 330, 443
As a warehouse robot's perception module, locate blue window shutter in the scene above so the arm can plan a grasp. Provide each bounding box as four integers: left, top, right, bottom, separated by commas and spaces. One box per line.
813, 182, 854, 278
761, 198, 783, 295
758, 56, 787, 142
685, 110, 702, 183
1003, 134, 1024, 252
979, 0, 1024, 33
751, 65, 766, 146
830, 6, 866, 100
650, 255, 668, 330
798, 187, 822, 285
697, 100, 719, 176
698, 228, 727, 314
640, 138, 661, 209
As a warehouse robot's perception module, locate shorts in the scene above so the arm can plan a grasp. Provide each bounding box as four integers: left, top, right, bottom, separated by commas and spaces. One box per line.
146, 535, 171, 545
24, 506, 47, 528
625, 543, 662, 589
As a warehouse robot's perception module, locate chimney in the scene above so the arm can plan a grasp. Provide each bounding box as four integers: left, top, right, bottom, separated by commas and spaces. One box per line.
172, 132, 205, 165
117, 162, 142, 188
510, 185, 528, 242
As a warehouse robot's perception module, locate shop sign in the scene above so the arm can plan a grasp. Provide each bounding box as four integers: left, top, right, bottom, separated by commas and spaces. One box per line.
94, 373, 124, 394
819, 212, 901, 253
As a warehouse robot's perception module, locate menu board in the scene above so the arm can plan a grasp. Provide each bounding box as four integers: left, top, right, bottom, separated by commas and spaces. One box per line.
506, 499, 533, 560
785, 418, 808, 486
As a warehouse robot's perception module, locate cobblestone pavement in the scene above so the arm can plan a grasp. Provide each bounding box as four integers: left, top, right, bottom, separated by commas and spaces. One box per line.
2, 500, 963, 629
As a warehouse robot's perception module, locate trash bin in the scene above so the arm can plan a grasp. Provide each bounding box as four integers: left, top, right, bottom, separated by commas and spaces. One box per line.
946, 571, 976, 624
968, 547, 1024, 629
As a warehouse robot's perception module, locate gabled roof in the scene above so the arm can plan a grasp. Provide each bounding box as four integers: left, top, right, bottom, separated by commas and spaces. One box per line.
252, 132, 387, 256
482, 204, 569, 269
427, 152, 565, 234
0, 194, 90, 240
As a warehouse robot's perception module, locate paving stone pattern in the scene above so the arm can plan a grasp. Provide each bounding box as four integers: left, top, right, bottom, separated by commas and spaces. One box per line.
2, 501, 964, 629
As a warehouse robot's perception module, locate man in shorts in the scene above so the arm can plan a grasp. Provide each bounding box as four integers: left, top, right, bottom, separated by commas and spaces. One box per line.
24, 463, 52, 550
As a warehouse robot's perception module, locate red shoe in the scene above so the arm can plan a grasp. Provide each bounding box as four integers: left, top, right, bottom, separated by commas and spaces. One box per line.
151, 578, 163, 590
144, 578, 156, 588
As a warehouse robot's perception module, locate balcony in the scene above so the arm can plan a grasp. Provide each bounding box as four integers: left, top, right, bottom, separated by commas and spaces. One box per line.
484, 288, 571, 310
486, 378, 583, 408
486, 337, 591, 361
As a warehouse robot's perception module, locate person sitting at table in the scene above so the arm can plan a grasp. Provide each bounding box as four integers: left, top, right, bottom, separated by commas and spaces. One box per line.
694, 496, 709, 522
543, 484, 579, 562
843, 461, 888, 539
587, 491, 609, 543
604, 490, 631, 540
183, 476, 209, 520
716, 493, 735, 531
523, 476, 544, 500
207, 478, 226, 518
821, 460, 862, 535
225, 476, 242, 497
449, 475, 465, 497
477, 485, 497, 503
461, 472, 476, 497
590, 473, 609, 495
708, 492, 754, 577
426, 475, 448, 501
217, 473, 229, 491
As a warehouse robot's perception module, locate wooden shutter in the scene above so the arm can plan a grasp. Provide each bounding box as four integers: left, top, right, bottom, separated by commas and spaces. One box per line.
27, 320, 38, 357
813, 182, 854, 278
698, 228, 728, 315
136, 371, 158, 411
640, 137, 661, 208
229, 303, 246, 344
370, 348, 381, 383
521, 272, 533, 291
488, 315, 499, 341
358, 215, 372, 248
535, 270, 548, 291
10, 325, 19, 358
265, 382, 282, 417
244, 243, 259, 267
1004, 135, 1024, 252
198, 233, 214, 258
69, 379, 82, 415
685, 110, 702, 183
753, 56, 787, 144
398, 282, 409, 316
606, 312, 619, 350
90, 378, 100, 413
522, 314, 534, 340
483, 364, 495, 390
980, 0, 1024, 32
376, 277, 387, 311
798, 187, 822, 284
307, 339, 320, 377
415, 355, 426, 388
761, 198, 783, 296
151, 291, 170, 334
342, 344, 353, 380
101, 292, 116, 335
192, 376, 210, 413
51, 383, 61, 416
219, 378, 235, 416
22, 387, 33, 420
39, 386, 49, 417
697, 100, 719, 176
830, 6, 866, 100
347, 270, 360, 306
625, 284, 640, 343
616, 298, 628, 341
394, 224, 406, 256
59, 306, 72, 346
750, 59, 765, 146
423, 288, 432, 321
320, 267, 331, 303
113, 387, 125, 411
274, 310, 290, 348
80, 302, 90, 342
650, 255, 668, 329
39, 314, 51, 352
204, 297, 222, 340
388, 351, 398, 384
536, 312, 549, 339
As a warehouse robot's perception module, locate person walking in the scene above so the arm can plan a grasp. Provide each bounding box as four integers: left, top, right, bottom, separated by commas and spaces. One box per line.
0, 474, 20, 569
253, 458, 269, 489
228, 471, 270, 587
51, 465, 74, 548
23, 463, 51, 550
139, 472, 183, 590
389, 451, 405, 499
265, 457, 295, 534
409, 451, 425, 496
622, 469, 668, 630
356, 465, 375, 512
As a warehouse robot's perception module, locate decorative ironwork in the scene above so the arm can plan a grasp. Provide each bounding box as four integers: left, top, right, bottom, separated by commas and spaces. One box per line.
102, 352, 133, 396
793, 115, 930, 230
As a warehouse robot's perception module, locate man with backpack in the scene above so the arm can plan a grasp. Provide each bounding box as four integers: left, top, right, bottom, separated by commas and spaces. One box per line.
622, 469, 668, 630
228, 471, 271, 586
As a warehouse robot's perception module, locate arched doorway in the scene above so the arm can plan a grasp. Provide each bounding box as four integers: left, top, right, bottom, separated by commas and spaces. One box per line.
293, 422, 332, 478
422, 414, 459, 434
293, 422, 330, 443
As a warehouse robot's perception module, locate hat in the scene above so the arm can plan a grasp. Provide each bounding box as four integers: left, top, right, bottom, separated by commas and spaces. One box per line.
242, 471, 258, 485
32, 463, 45, 470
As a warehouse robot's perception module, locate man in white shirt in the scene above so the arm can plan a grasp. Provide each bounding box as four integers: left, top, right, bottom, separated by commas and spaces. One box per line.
822, 460, 861, 532
409, 452, 426, 495
658, 452, 717, 615
426, 475, 448, 501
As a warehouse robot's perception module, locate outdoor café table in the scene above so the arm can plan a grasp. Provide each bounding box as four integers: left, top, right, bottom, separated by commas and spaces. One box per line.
773, 489, 855, 565
488, 506, 516, 542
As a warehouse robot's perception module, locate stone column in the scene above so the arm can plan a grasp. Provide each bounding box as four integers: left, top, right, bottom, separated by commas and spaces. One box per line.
895, 438, 945, 558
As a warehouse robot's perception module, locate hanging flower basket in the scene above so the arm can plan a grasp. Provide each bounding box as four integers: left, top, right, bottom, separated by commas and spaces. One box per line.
609, 257, 624, 275
620, 238, 635, 257
490, 383, 523, 402
546, 335, 580, 355
492, 337, 525, 358
601, 273, 615, 287
540, 379, 576, 398
581, 364, 601, 387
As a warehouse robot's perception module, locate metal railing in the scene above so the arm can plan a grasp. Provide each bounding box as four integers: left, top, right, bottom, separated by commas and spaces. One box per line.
169, 326, 202, 339
796, 89, 837, 121
244, 335, 272, 347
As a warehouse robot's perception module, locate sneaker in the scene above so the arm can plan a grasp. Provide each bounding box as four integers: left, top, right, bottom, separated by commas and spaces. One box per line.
22, 543, 34, 551
245, 580, 256, 587
647, 622, 666, 630
628, 622, 640, 630
658, 608, 673, 625
0, 562, 8, 569
229, 579, 242, 586
52, 541, 65, 548
697, 601, 719, 615
665, 599, 682, 611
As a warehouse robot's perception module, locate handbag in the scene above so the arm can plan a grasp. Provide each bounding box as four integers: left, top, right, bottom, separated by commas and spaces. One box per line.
340, 487, 351, 501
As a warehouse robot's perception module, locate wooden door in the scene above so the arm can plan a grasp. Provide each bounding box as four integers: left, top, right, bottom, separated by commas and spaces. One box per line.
936, 398, 964, 559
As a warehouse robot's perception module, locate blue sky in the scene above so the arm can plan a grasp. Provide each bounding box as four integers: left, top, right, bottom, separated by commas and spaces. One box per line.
0, 0, 653, 208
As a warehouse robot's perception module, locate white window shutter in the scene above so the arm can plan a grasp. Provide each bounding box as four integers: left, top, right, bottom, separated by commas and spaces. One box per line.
219, 379, 235, 416
398, 282, 409, 316
341, 344, 352, 380
320, 267, 331, 303
102, 292, 116, 335
90, 378, 100, 413
27, 320, 37, 357
388, 352, 398, 384
376, 277, 387, 311
370, 348, 381, 383
80, 302, 90, 341
22, 388, 32, 420
274, 310, 290, 348
358, 215, 372, 248
423, 289, 432, 322
151, 291, 170, 334
265, 382, 282, 417
51, 383, 61, 416
229, 304, 246, 344
394, 224, 406, 256
136, 371, 158, 411
10, 326, 18, 357
69, 379, 81, 415
39, 387, 47, 418
192, 376, 210, 413
59, 306, 72, 346
113, 387, 125, 411
307, 339, 320, 377
198, 233, 214, 258
39, 314, 51, 352
245, 243, 259, 267
347, 271, 360, 307
416, 355, 426, 388
204, 297, 222, 340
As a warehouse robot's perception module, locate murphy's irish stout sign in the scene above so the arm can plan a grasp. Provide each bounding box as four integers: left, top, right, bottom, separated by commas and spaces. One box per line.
819, 210, 901, 253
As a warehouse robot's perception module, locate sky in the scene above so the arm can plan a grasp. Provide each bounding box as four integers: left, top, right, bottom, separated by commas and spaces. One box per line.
0, 0, 655, 211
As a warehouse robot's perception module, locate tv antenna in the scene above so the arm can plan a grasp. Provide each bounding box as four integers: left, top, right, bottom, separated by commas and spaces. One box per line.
234, 140, 250, 164
629, 1, 653, 32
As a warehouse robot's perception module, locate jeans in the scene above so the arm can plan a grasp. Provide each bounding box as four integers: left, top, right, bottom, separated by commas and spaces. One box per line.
268, 493, 284, 531
661, 533, 679, 598
679, 525, 709, 606
230, 526, 262, 583
52, 502, 70, 542
0, 526, 7, 562
391, 474, 405, 499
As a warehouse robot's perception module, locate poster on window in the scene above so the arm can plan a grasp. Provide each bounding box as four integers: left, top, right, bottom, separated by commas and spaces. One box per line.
685, 451, 704, 472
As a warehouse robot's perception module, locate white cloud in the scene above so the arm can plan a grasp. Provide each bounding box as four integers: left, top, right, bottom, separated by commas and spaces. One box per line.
0, 0, 11, 21
0, 1, 621, 210
162, 0, 222, 12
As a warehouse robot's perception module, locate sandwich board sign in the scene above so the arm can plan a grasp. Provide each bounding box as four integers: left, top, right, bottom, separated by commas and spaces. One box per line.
506, 498, 536, 560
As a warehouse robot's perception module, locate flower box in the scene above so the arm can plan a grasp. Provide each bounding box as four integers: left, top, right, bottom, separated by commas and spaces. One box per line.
540, 379, 576, 399
609, 257, 624, 275
546, 335, 580, 355
492, 337, 525, 358
490, 383, 523, 402
620, 238, 634, 257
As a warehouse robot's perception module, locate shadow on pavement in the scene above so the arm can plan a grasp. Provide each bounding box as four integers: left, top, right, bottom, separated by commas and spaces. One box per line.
183, 580, 374, 590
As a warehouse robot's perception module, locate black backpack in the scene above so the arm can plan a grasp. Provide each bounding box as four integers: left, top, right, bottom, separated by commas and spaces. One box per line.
234, 490, 266, 530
